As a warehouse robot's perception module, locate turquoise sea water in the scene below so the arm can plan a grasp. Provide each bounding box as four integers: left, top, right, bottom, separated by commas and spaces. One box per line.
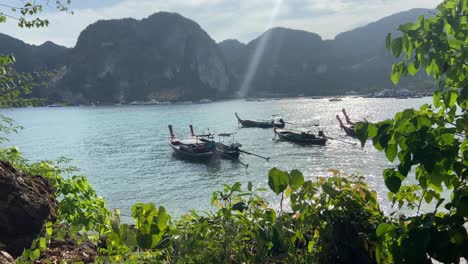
0, 97, 431, 218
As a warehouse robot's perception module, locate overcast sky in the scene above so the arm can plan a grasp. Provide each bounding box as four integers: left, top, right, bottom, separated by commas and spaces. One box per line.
0, 0, 440, 47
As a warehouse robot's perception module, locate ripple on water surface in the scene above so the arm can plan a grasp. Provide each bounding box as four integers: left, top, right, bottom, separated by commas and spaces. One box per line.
1, 98, 430, 216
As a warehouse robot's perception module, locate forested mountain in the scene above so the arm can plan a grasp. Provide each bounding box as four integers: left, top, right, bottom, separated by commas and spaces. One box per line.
219, 8, 435, 96
0, 33, 69, 72
56, 12, 232, 104
0, 8, 435, 103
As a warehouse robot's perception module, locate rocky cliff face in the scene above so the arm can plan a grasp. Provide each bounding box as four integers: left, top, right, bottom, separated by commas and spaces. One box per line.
58, 12, 231, 103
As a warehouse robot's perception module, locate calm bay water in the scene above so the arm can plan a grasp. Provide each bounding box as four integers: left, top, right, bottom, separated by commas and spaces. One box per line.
0, 97, 431, 218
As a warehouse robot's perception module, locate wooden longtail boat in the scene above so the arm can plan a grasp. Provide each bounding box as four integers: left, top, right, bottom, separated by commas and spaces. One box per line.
189, 126, 242, 160
336, 115, 356, 137
216, 133, 242, 159
235, 112, 286, 128
169, 125, 217, 161
274, 128, 327, 145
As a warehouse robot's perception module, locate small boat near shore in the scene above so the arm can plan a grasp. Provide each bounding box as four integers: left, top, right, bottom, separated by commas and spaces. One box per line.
235, 113, 286, 129
169, 125, 217, 161
189, 126, 242, 160
273, 128, 327, 145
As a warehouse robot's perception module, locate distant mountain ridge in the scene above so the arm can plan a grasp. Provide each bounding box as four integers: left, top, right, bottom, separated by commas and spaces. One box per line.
0, 8, 436, 103
0, 33, 69, 72
218, 8, 435, 96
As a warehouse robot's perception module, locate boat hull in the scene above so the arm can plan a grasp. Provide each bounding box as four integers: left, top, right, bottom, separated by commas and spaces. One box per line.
217, 143, 241, 159
342, 125, 356, 137
236, 113, 285, 129
275, 129, 327, 145
170, 141, 217, 161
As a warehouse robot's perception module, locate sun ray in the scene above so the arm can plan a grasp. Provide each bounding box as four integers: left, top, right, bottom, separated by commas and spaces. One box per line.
238, 0, 283, 98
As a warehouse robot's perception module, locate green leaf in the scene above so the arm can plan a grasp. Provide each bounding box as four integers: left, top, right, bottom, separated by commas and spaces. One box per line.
289, 170, 304, 190
391, 37, 403, 57
30, 249, 40, 261
385, 143, 398, 162
384, 169, 402, 193
137, 234, 152, 249
386, 33, 392, 52
376, 223, 393, 237
408, 62, 419, 76
268, 168, 289, 195
391, 64, 402, 84
355, 122, 368, 147
157, 206, 170, 231
38, 237, 46, 251
367, 123, 378, 138
399, 22, 420, 32
247, 181, 252, 191
433, 91, 442, 108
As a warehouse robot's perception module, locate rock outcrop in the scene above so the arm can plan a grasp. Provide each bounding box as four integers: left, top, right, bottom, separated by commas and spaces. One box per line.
0, 161, 57, 257
57, 12, 232, 103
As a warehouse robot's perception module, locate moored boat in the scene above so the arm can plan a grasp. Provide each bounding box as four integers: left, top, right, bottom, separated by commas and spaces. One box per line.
215, 133, 242, 159
189, 126, 242, 160
169, 125, 217, 161
336, 108, 361, 137
273, 128, 327, 145
336, 115, 356, 137
235, 113, 286, 128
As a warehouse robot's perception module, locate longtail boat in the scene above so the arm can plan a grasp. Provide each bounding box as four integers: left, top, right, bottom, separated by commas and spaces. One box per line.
169, 125, 217, 161
216, 133, 242, 159
235, 112, 285, 128
189, 126, 242, 160
336, 108, 363, 137
336, 115, 356, 137
273, 128, 327, 145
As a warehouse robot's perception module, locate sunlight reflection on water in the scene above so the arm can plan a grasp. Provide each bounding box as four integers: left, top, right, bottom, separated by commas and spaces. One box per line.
1, 97, 430, 218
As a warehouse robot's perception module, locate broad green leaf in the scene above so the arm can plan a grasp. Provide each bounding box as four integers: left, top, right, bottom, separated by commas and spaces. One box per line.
391, 37, 403, 57
384, 169, 402, 193
385, 143, 398, 162
137, 234, 152, 249
38, 237, 46, 251
289, 170, 304, 190
433, 91, 442, 108
391, 65, 402, 84
268, 168, 289, 195
399, 22, 420, 32
30, 249, 40, 261
408, 62, 419, 76
376, 223, 393, 237
386, 33, 392, 52
355, 122, 368, 147
157, 206, 170, 231
367, 123, 378, 138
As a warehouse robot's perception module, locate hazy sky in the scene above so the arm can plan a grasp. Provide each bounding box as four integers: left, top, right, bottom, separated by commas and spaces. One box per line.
0, 0, 440, 47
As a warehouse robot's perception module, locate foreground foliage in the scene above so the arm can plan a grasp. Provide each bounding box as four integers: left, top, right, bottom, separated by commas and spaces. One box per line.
356, 0, 468, 262
0, 146, 385, 263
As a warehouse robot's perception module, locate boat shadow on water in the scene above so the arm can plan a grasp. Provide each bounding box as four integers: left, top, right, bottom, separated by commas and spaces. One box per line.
170, 152, 248, 172
170, 152, 221, 167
